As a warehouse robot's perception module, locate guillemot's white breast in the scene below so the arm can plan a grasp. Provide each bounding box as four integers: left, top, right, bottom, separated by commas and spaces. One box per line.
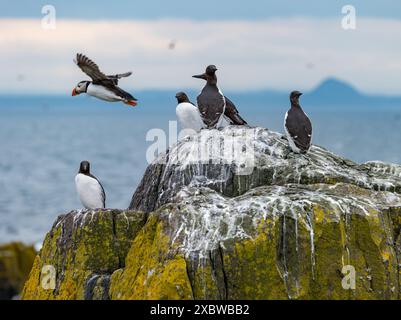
216, 86, 227, 129
176, 102, 204, 132
75, 173, 105, 209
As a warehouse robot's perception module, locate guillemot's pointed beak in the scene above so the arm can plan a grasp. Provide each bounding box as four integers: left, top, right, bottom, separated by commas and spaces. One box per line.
192, 73, 207, 80
72, 88, 77, 96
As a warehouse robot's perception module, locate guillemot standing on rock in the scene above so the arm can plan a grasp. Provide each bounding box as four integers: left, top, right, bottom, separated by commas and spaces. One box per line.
75, 161, 106, 209
193, 65, 225, 129
284, 91, 312, 154
72, 53, 137, 107
175, 92, 204, 132
193, 65, 247, 128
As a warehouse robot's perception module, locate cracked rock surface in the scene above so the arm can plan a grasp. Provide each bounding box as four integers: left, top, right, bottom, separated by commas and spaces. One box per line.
22, 209, 146, 300
22, 127, 401, 299
130, 127, 401, 213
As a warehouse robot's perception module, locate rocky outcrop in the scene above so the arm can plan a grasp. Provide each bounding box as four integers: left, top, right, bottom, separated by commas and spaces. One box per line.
22, 209, 146, 300
129, 127, 401, 212
113, 182, 401, 299
0, 242, 36, 299
23, 127, 401, 299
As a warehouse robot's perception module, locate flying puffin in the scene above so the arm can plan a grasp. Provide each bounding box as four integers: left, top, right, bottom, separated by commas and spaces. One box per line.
284, 91, 312, 154
75, 161, 105, 209
175, 92, 204, 132
72, 53, 137, 107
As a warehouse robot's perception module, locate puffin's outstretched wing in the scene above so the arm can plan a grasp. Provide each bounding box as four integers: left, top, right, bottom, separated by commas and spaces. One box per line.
224, 96, 247, 125
107, 72, 132, 85
74, 53, 109, 82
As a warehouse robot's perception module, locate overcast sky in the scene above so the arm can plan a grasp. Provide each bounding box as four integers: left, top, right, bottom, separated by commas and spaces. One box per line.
1, 1, 401, 95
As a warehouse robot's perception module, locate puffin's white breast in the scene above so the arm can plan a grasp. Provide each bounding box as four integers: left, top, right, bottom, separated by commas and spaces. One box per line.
75, 173, 104, 209
176, 102, 204, 132
87, 84, 122, 102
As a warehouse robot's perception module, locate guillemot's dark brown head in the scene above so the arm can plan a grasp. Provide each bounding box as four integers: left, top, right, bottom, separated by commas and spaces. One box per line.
290, 90, 303, 106
192, 65, 218, 84
175, 92, 191, 104
78, 160, 90, 175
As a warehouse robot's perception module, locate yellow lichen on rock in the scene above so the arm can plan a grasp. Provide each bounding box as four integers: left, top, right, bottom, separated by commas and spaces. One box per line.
21, 209, 146, 300
108, 183, 401, 300
15, 128, 401, 300
0, 242, 36, 299
221, 218, 289, 299
110, 214, 193, 300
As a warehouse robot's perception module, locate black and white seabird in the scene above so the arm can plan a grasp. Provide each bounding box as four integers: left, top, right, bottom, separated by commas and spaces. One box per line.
284, 91, 312, 154
175, 92, 204, 132
72, 53, 137, 107
75, 161, 106, 209
193, 65, 247, 128
192, 65, 225, 128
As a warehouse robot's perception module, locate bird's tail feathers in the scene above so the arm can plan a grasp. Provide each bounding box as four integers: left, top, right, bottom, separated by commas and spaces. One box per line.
230, 113, 248, 125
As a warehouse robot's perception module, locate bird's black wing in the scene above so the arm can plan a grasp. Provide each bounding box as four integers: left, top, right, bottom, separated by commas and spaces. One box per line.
285, 109, 312, 151
107, 72, 132, 85
109, 86, 137, 101
197, 90, 225, 128
100, 183, 106, 208
303, 117, 313, 149
74, 53, 110, 82
224, 96, 247, 125
89, 174, 106, 208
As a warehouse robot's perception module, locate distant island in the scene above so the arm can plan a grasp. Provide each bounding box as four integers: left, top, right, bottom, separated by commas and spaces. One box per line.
1, 77, 401, 111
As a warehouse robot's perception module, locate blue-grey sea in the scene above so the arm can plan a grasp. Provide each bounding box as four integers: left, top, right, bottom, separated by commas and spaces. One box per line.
1, 92, 401, 245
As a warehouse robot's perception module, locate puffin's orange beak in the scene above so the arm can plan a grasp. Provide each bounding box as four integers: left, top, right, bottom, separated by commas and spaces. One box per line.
124, 100, 137, 107
72, 88, 77, 96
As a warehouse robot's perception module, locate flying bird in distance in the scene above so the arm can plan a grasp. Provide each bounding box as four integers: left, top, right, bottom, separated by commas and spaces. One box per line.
168, 40, 177, 50
72, 53, 137, 107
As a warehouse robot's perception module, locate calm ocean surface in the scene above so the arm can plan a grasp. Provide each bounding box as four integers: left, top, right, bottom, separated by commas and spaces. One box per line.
1, 93, 401, 244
